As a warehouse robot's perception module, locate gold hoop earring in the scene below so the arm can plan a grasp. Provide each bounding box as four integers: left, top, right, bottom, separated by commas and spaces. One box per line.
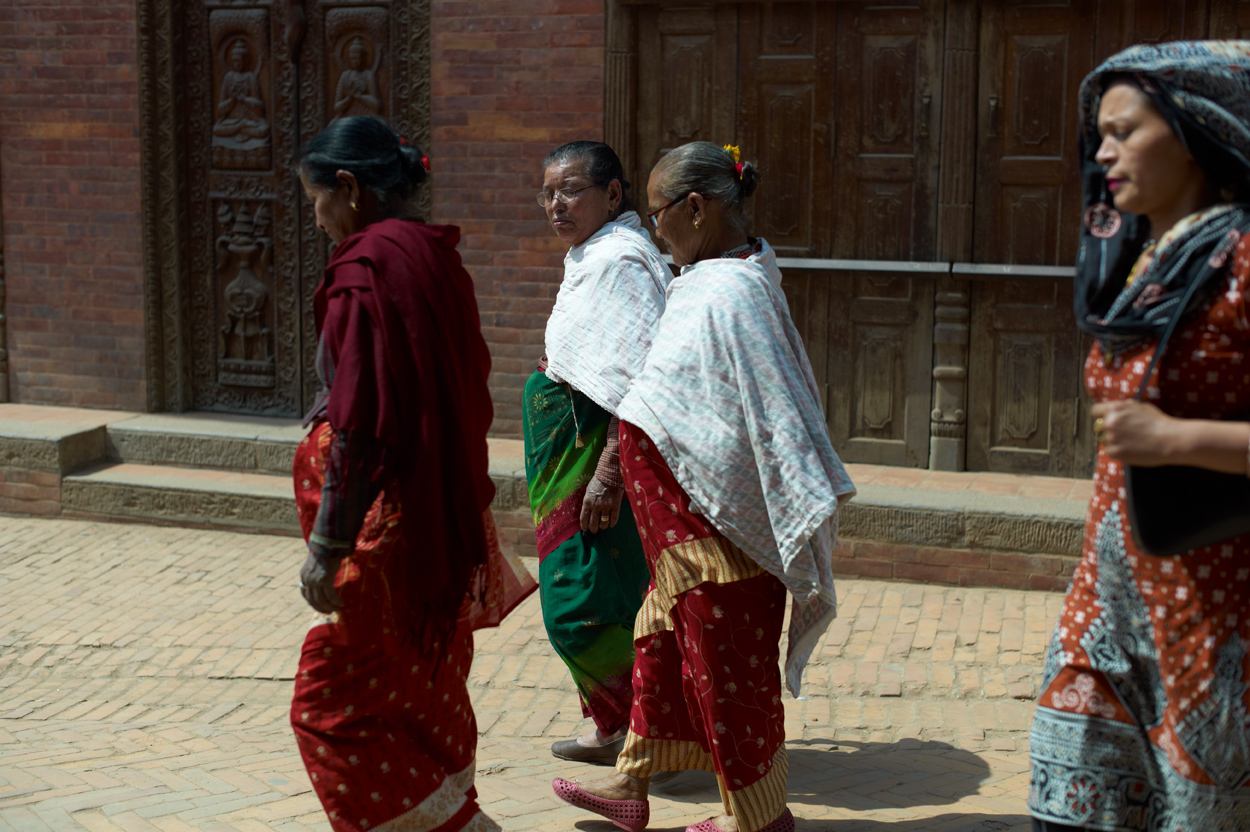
351, 201, 359, 212
693, 219, 701, 230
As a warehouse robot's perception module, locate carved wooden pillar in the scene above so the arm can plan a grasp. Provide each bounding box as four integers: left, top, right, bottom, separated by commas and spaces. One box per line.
137, 0, 193, 412
930, 0, 978, 470
604, 0, 638, 182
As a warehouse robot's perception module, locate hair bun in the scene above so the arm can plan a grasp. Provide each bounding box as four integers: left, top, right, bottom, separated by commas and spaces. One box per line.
738, 161, 760, 199
398, 142, 429, 191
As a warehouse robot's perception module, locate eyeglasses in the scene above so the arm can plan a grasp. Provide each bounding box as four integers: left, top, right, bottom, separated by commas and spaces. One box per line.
535, 185, 601, 208
646, 193, 689, 227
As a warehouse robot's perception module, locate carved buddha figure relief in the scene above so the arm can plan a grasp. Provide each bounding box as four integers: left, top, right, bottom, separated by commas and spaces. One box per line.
212, 39, 271, 169
334, 37, 383, 119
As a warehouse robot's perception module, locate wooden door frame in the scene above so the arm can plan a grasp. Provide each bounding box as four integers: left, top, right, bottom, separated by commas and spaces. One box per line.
135, 0, 432, 414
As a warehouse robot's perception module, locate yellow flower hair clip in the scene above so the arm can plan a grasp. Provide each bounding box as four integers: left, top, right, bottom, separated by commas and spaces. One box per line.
722, 144, 741, 164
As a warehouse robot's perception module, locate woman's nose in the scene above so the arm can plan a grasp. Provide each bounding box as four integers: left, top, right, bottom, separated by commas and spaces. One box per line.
1094, 137, 1115, 166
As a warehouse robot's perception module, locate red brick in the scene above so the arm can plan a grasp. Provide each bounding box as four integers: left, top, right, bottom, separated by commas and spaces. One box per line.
989, 552, 1064, 577
432, 2, 604, 438
830, 555, 894, 580
1, 0, 144, 411
957, 568, 1031, 591
895, 562, 960, 586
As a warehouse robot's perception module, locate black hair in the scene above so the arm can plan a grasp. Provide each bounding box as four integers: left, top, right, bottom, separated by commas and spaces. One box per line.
653, 142, 760, 231
542, 141, 634, 214
300, 116, 427, 208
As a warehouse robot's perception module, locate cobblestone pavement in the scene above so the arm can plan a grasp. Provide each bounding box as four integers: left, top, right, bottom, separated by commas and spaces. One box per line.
0, 517, 1066, 831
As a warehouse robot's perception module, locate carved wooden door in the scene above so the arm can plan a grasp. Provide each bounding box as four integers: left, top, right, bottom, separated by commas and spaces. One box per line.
632, 5, 740, 206
819, 0, 943, 467
174, 0, 427, 416
735, 3, 835, 259
964, 0, 1095, 475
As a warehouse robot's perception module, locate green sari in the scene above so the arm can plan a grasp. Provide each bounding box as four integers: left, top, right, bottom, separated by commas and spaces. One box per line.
522, 369, 649, 735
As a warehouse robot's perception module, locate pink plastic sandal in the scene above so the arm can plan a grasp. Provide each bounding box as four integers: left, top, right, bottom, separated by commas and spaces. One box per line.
552, 777, 650, 832
685, 807, 794, 832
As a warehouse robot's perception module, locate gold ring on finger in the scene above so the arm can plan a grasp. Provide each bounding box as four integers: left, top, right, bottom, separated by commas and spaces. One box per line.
1093, 416, 1105, 442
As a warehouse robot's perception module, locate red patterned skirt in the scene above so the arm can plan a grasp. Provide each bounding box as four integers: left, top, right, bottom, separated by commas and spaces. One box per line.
615, 422, 789, 832
290, 422, 528, 832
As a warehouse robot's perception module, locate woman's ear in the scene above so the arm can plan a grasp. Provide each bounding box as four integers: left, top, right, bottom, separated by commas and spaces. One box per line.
607, 179, 624, 213
336, 169, 361, 206
687, 192, 707, 225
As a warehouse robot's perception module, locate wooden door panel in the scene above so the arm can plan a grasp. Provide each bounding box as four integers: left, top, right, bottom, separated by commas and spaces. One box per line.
1211, 0, 1250, 36
821, 267, 935, 467
831, 1, 943, 262
635, 5, 739, 198
967, 276, 1081, 476
974, 1, 1095, 267
736, 3, 834, 257
1097, 0, 1211, 59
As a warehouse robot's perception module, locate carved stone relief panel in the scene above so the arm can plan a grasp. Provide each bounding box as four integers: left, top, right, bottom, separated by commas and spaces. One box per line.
210, 10, 273, 171
326, 7, 389, 121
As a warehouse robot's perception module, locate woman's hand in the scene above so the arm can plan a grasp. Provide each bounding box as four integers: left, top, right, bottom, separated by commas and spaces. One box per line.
1093, 400, 1179, 466
299, 551, 344, 613
580, 476, 625, 533
1094, 400, 1250, 473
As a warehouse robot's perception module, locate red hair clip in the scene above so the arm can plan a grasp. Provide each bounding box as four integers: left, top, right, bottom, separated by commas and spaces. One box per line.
420, 154, 431, 172
735, 161, 745, 179
399, 136, 406, 145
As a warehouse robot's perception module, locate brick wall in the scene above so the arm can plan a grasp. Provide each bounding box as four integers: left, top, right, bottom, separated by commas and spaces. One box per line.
431, 0, 605, 438
0, 1, 146, 411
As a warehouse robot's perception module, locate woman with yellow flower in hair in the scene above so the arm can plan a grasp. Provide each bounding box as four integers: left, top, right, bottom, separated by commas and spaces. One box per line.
551, 142, 855, 832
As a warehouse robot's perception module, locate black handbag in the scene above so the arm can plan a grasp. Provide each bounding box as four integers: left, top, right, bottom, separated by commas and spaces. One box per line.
1124, 265, 1250, 557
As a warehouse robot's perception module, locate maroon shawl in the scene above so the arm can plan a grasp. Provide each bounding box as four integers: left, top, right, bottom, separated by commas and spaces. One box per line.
315, 218, 495, 634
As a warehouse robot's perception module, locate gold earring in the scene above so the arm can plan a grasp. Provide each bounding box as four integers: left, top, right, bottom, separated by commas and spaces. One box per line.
694, 218, 701, 229
351, 201, 359, 212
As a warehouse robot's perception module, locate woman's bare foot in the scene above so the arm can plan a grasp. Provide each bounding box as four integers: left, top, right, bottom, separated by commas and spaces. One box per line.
576, 770, 648, 802
576, 726, 626, 747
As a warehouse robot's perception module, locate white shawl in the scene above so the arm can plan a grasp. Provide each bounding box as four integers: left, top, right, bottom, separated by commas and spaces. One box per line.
615, 243, 856, 695
544, 211, 672, 414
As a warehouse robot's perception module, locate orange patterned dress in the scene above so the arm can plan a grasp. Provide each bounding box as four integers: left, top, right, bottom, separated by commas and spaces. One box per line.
1029, 236, 1250, 830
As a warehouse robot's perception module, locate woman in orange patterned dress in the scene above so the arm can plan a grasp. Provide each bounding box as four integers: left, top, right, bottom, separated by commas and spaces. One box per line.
289, 116, 535, 832
1029, 42, 1250, 832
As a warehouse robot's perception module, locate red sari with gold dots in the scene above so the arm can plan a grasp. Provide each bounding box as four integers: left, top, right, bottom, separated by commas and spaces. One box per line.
291, 423, 533, 832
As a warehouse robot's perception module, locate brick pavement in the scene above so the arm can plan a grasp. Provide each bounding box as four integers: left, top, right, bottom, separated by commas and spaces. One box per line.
0, 516, 1066, 831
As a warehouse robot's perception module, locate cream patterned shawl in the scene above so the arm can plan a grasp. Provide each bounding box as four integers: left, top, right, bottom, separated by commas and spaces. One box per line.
544, 211, 673, 414
616, 244, 856, 695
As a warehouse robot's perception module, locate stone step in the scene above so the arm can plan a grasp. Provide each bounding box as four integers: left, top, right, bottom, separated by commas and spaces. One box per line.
104, 412, 306, 475
62, 462, 298, 534
0, 405, 1095, 591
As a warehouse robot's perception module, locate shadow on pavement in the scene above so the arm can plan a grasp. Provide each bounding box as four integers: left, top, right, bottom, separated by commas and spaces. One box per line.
574, 738, 1017, 831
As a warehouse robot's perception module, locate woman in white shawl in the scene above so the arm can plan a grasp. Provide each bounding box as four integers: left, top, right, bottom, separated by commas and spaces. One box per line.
523, 142, 673, 765
552, 143, 855, 832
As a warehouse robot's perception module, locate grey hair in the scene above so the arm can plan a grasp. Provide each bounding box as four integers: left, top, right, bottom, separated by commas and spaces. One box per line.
653, 141, 760, 230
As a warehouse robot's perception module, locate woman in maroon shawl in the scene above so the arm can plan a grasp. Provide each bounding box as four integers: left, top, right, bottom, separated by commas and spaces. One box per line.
290, 116, 535, 832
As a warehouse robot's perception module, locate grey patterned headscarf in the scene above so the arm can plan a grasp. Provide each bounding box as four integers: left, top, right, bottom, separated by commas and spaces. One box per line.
1074, 41, 1250, 347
